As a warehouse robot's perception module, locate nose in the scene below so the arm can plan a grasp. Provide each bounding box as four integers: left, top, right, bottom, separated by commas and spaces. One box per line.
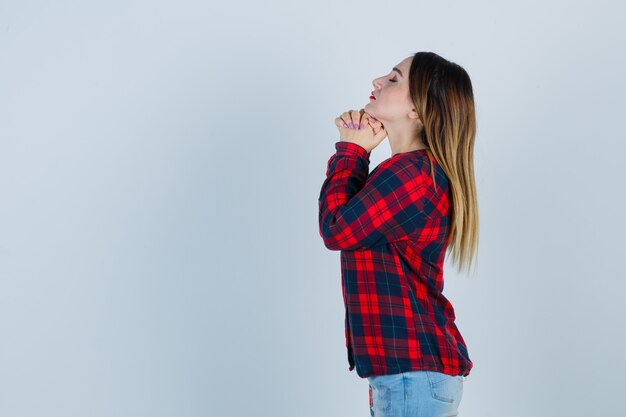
372, 78, 381, 89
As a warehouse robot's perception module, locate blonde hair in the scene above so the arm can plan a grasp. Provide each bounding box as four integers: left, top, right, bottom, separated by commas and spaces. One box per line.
408, 51, 479, 276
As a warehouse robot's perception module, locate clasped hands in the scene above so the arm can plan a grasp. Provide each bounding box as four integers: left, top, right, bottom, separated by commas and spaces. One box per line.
334, 109, 387, 153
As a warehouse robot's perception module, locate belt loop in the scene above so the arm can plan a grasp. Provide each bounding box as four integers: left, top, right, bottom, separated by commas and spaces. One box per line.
403, 372, 407, 400
402, 373, 408, 417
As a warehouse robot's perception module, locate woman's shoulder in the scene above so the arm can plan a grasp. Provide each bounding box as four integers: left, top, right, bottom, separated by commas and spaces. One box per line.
373, 150, 430, 176
371, 150, 450, 193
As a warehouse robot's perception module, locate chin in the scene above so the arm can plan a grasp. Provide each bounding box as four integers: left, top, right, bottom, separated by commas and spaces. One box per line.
363, 102, 375, 112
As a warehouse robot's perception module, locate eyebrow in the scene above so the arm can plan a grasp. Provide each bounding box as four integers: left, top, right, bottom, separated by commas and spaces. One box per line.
392, 67, 403, 77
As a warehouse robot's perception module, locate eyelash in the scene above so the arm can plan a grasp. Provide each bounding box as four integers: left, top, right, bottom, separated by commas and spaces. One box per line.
389, 78, 397, 83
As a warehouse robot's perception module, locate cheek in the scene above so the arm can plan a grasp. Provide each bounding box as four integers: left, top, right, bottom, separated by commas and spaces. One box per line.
368, 89, 403, 117
384, 92, 405, 110
375, 92, 408, 119
385, 89, 403, 103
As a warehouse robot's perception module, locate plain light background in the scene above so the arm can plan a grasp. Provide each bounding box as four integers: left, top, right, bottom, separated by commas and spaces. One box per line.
1, 1, 625, 416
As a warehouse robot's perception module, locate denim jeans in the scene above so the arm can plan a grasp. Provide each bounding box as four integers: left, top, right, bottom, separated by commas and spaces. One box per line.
367, 370, 466, 417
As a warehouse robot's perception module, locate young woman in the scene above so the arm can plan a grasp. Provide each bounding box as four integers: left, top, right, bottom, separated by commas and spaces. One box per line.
318, 51, 478, 417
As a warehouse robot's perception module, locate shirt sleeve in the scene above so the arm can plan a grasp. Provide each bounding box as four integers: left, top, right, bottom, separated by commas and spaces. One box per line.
318, 141, 427, 251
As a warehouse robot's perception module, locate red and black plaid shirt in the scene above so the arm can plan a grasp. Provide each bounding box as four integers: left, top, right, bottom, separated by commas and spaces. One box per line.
318, 141, 473, 378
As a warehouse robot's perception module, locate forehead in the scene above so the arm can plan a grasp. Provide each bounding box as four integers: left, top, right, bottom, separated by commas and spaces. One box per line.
397, 57, 412, 70
390, 57, 412, 76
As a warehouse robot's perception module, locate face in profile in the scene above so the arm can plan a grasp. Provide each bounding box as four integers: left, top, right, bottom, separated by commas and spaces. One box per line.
365, 56, 421, 129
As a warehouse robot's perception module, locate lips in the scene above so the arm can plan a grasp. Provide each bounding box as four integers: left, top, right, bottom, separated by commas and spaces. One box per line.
369, 95, 376, 100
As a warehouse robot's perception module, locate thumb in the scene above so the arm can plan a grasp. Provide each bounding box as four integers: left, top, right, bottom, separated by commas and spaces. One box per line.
367, 117, 387, 141
367, 116, 382, 131
374, 126, 387, 142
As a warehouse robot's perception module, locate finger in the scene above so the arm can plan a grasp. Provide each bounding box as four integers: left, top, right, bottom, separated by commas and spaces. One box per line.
374, 124, 388, 141
347, 110, 355, 128
340, 112, 348, 125
356, 110, 366, 129
336, 116, 351, 128
351, 110, 364, 129
341, 111, 353, 128
370, 117, 383, 130
363, 112, 379, 127
366, 114, 384, 134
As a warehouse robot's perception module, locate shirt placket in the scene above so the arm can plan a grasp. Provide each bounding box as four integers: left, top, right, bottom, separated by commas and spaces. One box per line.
345, 305, 355, 371
341, 268, 356, 372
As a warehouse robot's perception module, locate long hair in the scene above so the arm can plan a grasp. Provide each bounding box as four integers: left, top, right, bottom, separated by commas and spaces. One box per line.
407, 51, 479, 276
